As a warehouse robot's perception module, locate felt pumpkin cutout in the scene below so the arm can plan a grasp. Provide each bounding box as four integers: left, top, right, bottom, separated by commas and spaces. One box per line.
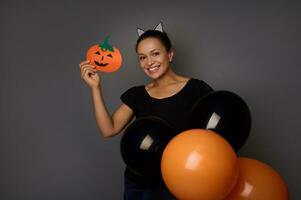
86, 36, 122, 73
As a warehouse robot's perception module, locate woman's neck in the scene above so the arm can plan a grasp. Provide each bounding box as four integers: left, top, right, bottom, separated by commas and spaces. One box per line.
150, 68, 187, 88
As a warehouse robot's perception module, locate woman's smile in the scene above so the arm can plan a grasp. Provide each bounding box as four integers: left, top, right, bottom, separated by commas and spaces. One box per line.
146, 65, 160, 73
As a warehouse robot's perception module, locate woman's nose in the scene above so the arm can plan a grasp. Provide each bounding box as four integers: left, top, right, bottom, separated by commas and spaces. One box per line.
146, 57, 154, 66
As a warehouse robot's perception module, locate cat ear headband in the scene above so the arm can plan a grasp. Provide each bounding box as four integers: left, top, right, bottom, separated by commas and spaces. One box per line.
137, 22, 164, 37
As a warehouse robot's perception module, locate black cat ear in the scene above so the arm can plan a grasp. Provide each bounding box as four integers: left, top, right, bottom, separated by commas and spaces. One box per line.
137, 28, 145, 37
154, 22, 163, 32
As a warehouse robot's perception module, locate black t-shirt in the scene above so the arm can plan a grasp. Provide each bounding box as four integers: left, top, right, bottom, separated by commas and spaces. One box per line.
120, 78, 213, 184
121, 78, 213, 132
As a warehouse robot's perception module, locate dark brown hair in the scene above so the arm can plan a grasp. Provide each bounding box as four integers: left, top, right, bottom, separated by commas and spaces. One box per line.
136, 30, 172, 52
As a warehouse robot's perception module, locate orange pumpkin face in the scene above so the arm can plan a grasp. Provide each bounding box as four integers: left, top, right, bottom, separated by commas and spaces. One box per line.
86, 37, 122, 73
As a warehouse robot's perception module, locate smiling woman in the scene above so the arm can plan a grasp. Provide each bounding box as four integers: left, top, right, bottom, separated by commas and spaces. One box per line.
79, 24, 213, 200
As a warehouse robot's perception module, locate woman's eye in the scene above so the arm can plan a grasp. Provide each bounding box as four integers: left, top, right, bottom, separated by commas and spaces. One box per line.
152, 52, 159, 56
139, 56, 145, 60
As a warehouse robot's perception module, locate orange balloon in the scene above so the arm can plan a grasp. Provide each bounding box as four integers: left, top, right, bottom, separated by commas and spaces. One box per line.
225, 157, 290, 200
161, 129, 239, 200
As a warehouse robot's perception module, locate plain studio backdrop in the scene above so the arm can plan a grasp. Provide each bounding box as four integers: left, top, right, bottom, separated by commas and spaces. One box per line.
0, 0, 299, 199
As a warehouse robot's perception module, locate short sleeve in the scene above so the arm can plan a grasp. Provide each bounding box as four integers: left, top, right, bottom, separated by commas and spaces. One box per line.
120, 86, 137, 111
199, 80, 214, 94
193, 79, 214, 97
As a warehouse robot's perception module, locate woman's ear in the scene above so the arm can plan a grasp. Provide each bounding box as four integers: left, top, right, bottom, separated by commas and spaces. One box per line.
168, 49, 174, 62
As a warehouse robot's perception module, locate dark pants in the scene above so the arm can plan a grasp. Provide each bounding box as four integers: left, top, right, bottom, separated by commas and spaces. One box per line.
123, 175, 176, 200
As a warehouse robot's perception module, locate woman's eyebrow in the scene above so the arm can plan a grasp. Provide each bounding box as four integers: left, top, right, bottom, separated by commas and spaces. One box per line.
138, 49, 160, 56
150, 49, 160, 52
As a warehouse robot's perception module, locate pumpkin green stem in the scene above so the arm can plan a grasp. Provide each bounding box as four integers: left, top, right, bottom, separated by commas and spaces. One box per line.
100, 36, 114, 52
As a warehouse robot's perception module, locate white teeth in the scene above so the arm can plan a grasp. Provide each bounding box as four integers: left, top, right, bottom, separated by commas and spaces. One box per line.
148, 66, 159, 72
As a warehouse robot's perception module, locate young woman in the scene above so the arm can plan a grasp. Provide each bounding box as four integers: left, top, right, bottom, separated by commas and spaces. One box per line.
80, 30, 213, 199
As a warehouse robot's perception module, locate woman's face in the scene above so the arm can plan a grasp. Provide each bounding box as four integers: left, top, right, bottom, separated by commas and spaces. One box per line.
137, 37, 173, 80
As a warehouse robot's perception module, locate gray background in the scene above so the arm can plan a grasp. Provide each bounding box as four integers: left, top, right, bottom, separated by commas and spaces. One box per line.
0, 0, 299, 199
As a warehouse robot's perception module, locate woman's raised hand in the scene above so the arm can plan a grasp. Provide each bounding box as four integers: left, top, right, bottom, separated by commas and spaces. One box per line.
79, 60, 100, 89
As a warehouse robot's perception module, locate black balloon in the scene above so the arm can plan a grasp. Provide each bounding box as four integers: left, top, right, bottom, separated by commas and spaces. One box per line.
189, 90, 252, 151
120, 116, 178, 181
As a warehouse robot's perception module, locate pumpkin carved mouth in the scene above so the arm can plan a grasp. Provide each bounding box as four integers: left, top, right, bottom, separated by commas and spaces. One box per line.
94, 61, 108, 67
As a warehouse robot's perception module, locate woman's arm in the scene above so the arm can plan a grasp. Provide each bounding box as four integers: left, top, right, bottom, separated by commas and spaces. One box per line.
80, 60, 134, 138
90, 87, 134, 138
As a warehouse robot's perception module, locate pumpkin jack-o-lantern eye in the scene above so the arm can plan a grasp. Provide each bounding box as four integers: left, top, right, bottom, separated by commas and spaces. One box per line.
107, 53, 112, 58
95, 51, 100, 55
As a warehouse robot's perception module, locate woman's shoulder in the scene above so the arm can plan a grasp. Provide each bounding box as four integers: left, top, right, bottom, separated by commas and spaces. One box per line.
188, 78, 214, 92
120, 85, 145, 107
122, 85, 144, 95
189, 77, 210, 84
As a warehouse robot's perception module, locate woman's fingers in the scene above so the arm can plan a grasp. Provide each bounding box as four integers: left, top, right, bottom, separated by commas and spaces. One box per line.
81, 65, 96, 73
82, 68, 96, 79
79, 60, 95, 71
80, 62, 96, 77
79, 60, 90, 67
